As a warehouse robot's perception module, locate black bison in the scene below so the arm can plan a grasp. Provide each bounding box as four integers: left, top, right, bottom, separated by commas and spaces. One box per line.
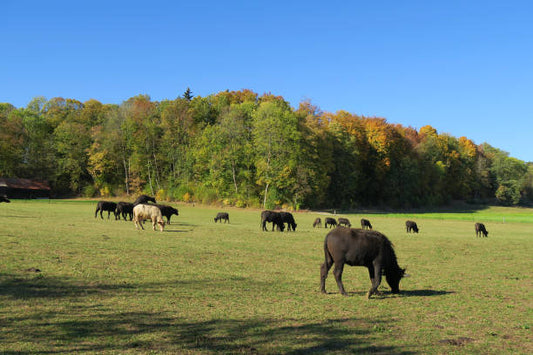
133, 194, 156, 206
155, 204, 179, 224
360, 218, 372, 230
405, 220, 419, 233
116, 202, 134, 221
0, 195, 10, 203
280, 212, 297, 231
337, 217, 351, 227
475, 223, 488, 237
95, 201, 118, 219
325, 217, 337, 228
320, 227, 406, 298
260, 210, 285, 232
214, 212, 230, 223
313, 217, 322, 228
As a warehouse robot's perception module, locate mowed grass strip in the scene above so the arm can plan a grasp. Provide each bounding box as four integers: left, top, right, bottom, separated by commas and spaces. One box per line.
0, 200, 531, 354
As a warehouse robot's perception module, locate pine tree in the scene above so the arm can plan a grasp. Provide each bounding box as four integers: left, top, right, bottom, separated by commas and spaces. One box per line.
183, 87, 193, 101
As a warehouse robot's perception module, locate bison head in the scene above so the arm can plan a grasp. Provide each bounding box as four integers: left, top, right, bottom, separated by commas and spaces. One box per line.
386, 268, 406, 294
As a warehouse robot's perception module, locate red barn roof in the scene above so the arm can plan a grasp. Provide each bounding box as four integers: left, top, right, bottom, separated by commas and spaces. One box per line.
0, 178, 51, 191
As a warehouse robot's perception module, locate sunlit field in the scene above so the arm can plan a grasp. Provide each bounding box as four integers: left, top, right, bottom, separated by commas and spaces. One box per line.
0, 200, 531, 354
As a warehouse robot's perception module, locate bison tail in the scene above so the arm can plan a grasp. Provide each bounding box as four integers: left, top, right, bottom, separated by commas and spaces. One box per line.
323, 238, 333, 267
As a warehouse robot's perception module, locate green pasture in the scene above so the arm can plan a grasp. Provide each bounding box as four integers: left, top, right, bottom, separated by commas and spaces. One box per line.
0, 200, 531, 354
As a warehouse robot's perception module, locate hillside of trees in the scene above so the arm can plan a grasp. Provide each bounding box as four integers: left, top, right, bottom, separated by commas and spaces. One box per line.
1, 89, 532, 209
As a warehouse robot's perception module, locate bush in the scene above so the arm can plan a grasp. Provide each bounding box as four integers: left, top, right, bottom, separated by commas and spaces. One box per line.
495, 182, 521, 206
168, 184, 194, 202
82, 185, 97, 198
195, 185, 219, 204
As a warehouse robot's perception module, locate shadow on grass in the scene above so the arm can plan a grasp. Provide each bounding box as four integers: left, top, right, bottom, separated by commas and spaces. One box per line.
0, 214, 38, 219
400, 289, 454, 297
323, 289, 453, 298
0, 273, 137, 299
164, 228, 194, 233
324, 202, 492, 215
0, 274, 416, 353
1, 311, 415, 354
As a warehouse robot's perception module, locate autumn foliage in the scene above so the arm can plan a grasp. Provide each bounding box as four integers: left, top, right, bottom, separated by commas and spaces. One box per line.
0, 90, 531, 209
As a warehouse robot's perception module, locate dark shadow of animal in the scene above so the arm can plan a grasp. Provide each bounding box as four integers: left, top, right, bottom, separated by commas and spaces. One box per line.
280, 212, 297, 231
313, 217, 322, 228
133, 195, 156, 206
116, 202, 134, 221
324, 217, 337, 228
337, 217, 351, 227
155, 204, 179, 224
260, 210, 285, 232
360, 218, 372, 230
0, 195, 10, 203
214, 212, 229, 223
405, 220, 419, 233
320, 227, 406, 299
95, 201, 118, 219
399, 290, 454, 297
475, 222, 488, 237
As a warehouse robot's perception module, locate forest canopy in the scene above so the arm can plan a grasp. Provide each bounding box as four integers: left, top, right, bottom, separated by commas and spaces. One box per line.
1, 89, 532, 209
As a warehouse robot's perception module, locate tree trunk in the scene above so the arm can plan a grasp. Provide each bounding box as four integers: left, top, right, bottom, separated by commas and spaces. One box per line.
231, 160, 239, 193
123, 158, 130, 195
263, 182, 270, 209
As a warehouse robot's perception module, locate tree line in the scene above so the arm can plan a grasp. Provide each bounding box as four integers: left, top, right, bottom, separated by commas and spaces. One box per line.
1, 89, 532, 209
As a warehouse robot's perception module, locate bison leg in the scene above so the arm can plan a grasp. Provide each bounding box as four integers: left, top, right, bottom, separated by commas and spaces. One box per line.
320, 261, 333, 294
332, 261, 348, 296
135, 218, 144, 230
367, 265, 375, 283
367, 262, 382, 299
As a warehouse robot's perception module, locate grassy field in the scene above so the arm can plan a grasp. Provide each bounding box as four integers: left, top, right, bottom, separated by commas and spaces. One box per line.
0, 200, 531, 354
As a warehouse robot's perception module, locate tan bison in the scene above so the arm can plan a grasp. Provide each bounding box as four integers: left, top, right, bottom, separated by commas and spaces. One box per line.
133, 204, 165, 231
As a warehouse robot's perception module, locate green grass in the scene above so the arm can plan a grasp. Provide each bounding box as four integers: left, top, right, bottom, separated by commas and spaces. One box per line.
0, 200, 531, 354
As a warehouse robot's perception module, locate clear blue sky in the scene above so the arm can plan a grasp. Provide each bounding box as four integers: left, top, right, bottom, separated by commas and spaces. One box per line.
3, 1, 532, 162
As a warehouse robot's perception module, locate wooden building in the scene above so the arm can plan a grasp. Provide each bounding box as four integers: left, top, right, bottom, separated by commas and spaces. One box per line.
0, 178, 51, 199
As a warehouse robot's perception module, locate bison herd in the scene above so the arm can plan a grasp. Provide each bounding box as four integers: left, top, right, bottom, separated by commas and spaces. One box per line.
93, 198, 491, 241
3, 193, 495, 299
91, 198, 491, 297
94, 195, 179, 232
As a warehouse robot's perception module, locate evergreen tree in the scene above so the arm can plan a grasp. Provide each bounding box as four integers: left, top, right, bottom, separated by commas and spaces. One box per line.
183, 87, 193, 101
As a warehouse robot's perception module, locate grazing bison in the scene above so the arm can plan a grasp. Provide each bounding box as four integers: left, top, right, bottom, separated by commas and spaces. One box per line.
116, 202, 134, 221
133, 194, 156, 206
95, 201, 118, 219
337, 217, 351, 227
214, 212, 230, 223
325, 217, 337, 228
320, 227, 406, 298
155, 204, 179, 224
133, 204, 165, 231
0, 195, 10, 203
405, 220, 419, 233
475, 223, 488, 237
360, 218, 372, 230
280, 212, 297, 231
313, 217, 322, 228
260, 210, 285, 232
